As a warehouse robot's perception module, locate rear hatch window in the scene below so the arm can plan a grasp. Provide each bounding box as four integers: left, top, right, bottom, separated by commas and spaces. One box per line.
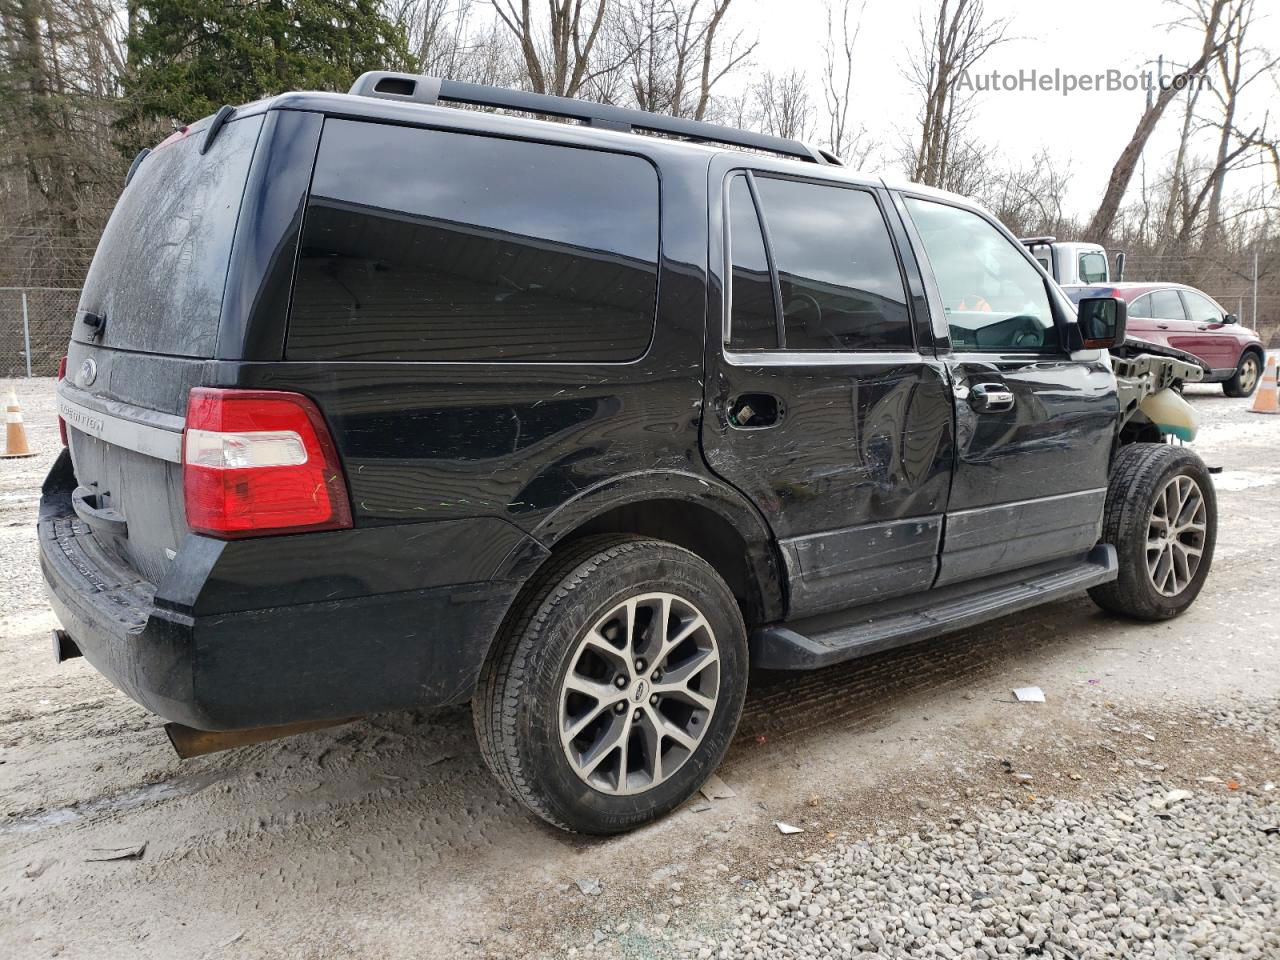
60, 113, 264, 584
74, 115, 264, 357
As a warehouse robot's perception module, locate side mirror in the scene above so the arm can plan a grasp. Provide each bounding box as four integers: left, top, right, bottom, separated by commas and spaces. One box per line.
1074, 297, 1127, 350
1223, 313, 1239, 325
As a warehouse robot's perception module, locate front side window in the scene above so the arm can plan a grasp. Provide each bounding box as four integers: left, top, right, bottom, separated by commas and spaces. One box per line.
1148, 290, 1187, 321
1182, 290, 1223, 324
725, 172, 913, 352
1078, 251, 1108, 284
289, 120, 659, 362
904, 197, 1056, 352
1128, 295, 1152, 319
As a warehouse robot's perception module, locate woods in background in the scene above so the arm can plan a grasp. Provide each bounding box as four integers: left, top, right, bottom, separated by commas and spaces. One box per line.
0, 0, 1276, 340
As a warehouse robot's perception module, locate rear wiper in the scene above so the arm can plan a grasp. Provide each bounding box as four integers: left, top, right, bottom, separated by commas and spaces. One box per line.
81, 311, 106, 340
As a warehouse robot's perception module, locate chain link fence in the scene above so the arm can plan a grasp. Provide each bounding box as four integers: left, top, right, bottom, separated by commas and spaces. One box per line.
1, 287, 79, 378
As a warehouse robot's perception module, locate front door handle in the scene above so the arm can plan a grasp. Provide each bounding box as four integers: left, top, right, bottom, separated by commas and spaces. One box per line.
969, 382, 1015, 412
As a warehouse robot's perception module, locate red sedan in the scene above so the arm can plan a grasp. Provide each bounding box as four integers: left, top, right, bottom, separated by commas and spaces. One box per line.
1063, 282, 1267, 397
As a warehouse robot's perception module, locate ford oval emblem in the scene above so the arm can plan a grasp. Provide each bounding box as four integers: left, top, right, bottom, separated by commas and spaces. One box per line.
77, 358, 97, 388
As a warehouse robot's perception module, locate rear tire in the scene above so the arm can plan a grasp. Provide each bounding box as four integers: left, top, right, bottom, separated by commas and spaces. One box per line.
1223, 350, 1262, 397
474, 535, 748, 834
1089, 443, 1216, 620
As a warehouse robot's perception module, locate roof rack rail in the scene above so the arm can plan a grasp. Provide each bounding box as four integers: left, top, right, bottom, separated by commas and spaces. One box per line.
348, 71, 836, 166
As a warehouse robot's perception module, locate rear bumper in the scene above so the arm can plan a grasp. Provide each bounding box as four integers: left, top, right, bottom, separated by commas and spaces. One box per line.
39, 450, 529, 731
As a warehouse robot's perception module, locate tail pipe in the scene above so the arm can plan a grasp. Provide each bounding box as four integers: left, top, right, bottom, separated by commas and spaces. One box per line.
165, 718, 356, 759
52, 630, 82, 663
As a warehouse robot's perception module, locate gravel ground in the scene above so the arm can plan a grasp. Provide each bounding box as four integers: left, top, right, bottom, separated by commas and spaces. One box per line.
1, 378, 1278, 960
677, 705, 1279, 960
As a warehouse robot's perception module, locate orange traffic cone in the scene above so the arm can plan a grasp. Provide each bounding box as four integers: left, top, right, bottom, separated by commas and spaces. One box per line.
3, 389, 35, 458
1251, 353, 1279, 415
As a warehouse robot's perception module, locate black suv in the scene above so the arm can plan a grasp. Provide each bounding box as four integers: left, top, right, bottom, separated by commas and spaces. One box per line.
41, 73, 1217, 833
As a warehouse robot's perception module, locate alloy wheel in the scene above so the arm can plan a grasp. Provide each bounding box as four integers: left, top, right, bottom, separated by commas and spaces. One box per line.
1239, 356, 1260, 394
558, 592, 720, 795
1145, 474, 1207, 597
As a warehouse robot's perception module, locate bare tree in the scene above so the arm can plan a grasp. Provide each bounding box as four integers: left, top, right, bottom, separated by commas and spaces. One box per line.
489, 0, 608, 97
687, 0, 752, 119
0, 0, 127, 283
905, 0, 1010, 188
1198, 0, 1280, 245
403, 0, 520, 86
978, 149, 1073, 237
410, 0, 476, 76
1085, 0, 1227, 239
820, 0, 875, 166
610, 0, 753, 118
752, 68, 813, 141
1152, 64, 1205, 262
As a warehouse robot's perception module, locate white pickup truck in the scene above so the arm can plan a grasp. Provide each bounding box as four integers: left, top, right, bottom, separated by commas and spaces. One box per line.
1021, 236, 1123, 286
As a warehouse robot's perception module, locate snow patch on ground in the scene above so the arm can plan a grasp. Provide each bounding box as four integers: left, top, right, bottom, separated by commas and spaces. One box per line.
1212, 471, 1279, 492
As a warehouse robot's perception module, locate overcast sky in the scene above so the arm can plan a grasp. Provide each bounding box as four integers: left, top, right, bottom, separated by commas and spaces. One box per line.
734, 0, 1280, 221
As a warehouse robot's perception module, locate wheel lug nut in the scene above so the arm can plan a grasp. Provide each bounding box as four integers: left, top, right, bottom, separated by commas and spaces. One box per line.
614, 702, 627, 714
632, 708, 642, 721
614, 675, 628, 688
634, 658, 646, 672
649, 694, 659, 705
651, 669, 662, 682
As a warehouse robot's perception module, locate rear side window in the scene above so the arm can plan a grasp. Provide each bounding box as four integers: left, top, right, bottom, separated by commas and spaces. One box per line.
1128, 295, 1151, 318
727, 175, 778, 351
288, 120, 660, 362
78, 115, 265, 358
1148, 290, 1186, 321
726, 172, 912, 352
755, 177, 911, 352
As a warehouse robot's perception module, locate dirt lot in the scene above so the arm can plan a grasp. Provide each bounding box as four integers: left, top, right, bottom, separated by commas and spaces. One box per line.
1, 376, 1277, 960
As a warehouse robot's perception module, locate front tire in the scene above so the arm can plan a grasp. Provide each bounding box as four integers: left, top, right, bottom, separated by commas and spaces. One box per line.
1223, 351, 1262, 397
474, 536, 748, 834
1089, 443, 1216, 620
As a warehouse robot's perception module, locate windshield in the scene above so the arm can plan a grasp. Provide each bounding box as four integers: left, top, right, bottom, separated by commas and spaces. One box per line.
76, 115, 264, 357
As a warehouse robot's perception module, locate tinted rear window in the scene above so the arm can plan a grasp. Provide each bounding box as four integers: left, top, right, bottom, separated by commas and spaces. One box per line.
753, 176, 911, 352
727, 174, 778, 351
77, 116, 264, 357
287, 120, 660, 363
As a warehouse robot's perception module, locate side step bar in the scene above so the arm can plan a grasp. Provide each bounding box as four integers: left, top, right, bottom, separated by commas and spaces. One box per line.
751, 545, 1117, 670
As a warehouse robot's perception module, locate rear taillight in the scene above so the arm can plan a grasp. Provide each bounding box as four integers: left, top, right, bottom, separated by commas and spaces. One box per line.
182, 388, 352, 538
57, 356, 68, 446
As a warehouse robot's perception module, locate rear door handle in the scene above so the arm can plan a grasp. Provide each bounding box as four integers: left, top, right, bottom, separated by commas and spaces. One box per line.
969, 383, 1015, 412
